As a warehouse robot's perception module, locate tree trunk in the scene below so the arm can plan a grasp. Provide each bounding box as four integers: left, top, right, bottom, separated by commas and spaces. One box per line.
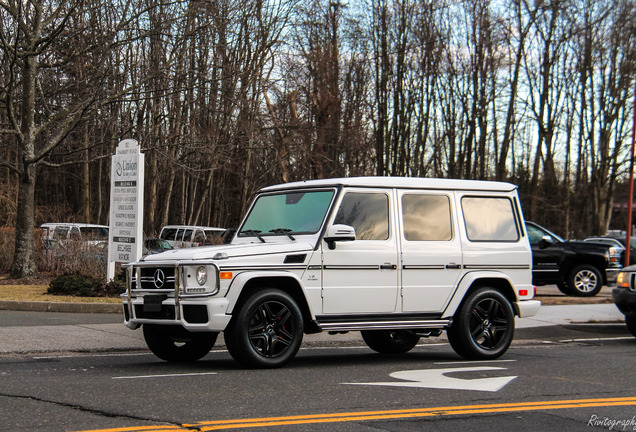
82, 128, 90, 222
11, 163, 37, 278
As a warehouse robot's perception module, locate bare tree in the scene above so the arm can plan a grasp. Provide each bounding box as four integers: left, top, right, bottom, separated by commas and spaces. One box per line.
0, 0, 144, 277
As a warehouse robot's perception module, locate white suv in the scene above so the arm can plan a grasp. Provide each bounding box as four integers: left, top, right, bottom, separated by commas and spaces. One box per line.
159, 225, 227, 248
123, 177, 540, 368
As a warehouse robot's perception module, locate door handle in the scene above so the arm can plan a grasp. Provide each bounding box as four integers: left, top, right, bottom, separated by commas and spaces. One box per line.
380, 263, 397, 270
445, 263, 462, 269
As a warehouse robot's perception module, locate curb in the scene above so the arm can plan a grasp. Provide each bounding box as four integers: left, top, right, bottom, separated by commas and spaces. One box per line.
0, 285, 615, 315
0, 300, 122, 314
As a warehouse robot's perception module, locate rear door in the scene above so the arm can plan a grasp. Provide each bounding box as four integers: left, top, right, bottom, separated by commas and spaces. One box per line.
398, 190, 463, 312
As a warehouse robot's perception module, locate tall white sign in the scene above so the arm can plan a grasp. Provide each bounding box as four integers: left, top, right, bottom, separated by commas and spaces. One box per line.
108, 139, 144, 280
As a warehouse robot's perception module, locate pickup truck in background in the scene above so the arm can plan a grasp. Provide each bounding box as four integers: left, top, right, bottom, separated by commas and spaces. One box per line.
526, 222, 621, 297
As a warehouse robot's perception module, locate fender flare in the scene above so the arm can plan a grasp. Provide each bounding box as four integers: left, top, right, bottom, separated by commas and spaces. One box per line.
224, 270, 311, 315
441, 271, 517, 319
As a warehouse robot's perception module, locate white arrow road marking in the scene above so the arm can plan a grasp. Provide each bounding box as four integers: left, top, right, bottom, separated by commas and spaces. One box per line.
345, 366, 517, 392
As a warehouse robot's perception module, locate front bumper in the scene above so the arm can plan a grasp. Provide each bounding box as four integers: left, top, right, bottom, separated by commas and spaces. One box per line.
612, 287, 636, 316
606, 266, 621, 284
122, 296, 231, 332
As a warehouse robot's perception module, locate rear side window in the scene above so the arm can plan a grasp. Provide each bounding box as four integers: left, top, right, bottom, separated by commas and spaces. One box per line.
334, 192, 389, 240
80, 227, 108, 240
182, 229, 194, 242
53, 226, 69, 240
193, 230, 205, 243
70, 227, 81, 239
461, 196, 519, 242
402, 194, 452, 241
160, 228, 178, 241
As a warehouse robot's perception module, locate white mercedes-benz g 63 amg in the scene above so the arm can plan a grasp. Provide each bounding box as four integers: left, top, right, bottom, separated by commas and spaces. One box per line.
123, 177, 540, 368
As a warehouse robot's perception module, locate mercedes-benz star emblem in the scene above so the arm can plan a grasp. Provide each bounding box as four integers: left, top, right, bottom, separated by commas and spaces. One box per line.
153, 269, 166, 288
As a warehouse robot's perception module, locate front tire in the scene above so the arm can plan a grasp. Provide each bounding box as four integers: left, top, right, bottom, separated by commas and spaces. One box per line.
568, 265, 602, 297
556, 281, 573, 295
143, 325, 217, 362
447, 288, 515, 360
361, 330, 420, 354
625, 314, 636, 338
225, 289, 304, 368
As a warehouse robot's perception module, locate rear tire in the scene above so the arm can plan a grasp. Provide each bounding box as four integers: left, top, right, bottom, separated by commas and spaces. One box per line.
361, 330, 420, 354
143, 325, 217, 362
225, 289, 303, 368
447, 287, 515, 360
625, 314, 636, 338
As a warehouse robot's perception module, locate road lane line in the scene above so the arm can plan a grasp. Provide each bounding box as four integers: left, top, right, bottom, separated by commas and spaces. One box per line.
434, 359, 516, 365
73, 396, 636, 432
189, 397, 636, 430
112, 372, 218, 380
558, 336, 634, 342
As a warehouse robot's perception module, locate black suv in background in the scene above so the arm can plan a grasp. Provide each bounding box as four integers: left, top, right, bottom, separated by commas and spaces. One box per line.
526, 222, 621, 297
613, 266, 636, 337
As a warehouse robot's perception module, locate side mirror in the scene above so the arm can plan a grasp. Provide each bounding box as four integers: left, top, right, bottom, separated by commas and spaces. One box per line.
538, 235, 554, 249
324, 224, 356, 250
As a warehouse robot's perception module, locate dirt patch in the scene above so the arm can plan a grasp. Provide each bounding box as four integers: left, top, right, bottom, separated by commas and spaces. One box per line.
535, 285, 614, 305
0, 273, 53, 286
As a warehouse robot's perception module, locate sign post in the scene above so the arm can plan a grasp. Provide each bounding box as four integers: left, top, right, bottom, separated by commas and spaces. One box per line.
107, 139, 144, 281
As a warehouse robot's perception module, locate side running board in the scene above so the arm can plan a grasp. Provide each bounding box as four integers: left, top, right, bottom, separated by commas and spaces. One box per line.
317, 319, 451, 332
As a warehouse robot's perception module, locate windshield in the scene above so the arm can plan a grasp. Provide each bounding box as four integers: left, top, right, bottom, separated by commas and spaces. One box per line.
240, 190, 335, 237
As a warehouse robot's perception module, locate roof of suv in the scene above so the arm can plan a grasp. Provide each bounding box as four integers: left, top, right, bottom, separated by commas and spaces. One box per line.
260, 177, 517, 193
160, 225, 225, 231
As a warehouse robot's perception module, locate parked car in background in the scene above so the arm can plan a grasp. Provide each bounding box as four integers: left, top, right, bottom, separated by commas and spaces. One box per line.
143, 238, 173, 255
526, 222, 621, 297
583, 237, 627, 266
159, 225, 226, 248
41, 223, 109, 248
605, 235, 636, 266
613, 265, 636, 338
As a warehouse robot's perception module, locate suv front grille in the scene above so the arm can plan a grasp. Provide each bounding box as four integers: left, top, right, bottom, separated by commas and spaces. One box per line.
132, 266, 176, 290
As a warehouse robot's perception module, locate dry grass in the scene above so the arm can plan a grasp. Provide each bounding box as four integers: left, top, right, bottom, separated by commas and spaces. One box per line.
0, 284, 121, 304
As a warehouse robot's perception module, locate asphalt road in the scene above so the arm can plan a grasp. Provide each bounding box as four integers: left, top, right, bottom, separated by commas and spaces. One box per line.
0, 312, 634, 432
0, 310, 121, 327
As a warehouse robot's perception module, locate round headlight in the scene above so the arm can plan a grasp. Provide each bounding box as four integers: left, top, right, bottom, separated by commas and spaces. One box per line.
196, 266, 207, 285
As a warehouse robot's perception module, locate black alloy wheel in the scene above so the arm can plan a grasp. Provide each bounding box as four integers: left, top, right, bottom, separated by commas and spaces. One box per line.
447, 287, 515, 360
225, 289, 303, 368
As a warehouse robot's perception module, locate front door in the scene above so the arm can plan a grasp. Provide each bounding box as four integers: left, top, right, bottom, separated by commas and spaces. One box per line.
321, 189, 400, 314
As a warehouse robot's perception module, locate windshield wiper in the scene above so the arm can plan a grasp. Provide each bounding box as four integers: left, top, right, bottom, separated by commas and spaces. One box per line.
240, 229, 266, 243
269, 228, 296, 241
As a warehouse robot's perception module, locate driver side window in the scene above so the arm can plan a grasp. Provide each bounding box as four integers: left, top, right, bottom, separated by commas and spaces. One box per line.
526, 225, 544, 245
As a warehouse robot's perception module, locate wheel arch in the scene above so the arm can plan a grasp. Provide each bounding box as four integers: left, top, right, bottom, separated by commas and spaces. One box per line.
225, 273, 316, 333
442, 272, 517, 319
561, 257, 607, 285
